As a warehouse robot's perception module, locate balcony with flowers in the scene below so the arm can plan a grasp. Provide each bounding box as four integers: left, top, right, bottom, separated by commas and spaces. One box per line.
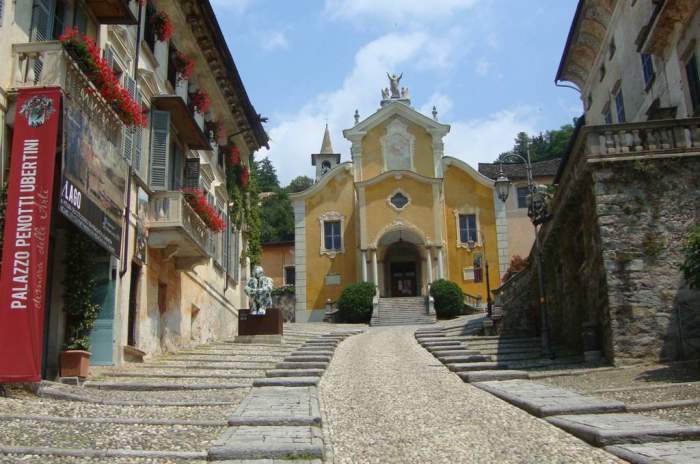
11, 28, 146, 130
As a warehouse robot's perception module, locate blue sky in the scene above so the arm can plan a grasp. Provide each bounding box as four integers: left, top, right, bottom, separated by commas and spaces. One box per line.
211, 0, 582, 184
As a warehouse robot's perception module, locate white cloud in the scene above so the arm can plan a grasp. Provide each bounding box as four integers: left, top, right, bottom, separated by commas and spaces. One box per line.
419, 93, 454, 119
260, 31, 289, 51
324, 0, 480, 24
444, 107, 539, 167
265, 31, 454, 184
210, 0, 255, 14
475, 59, 491, 77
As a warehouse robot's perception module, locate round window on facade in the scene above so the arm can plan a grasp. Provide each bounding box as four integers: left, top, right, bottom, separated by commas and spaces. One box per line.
390, 191, 409, 210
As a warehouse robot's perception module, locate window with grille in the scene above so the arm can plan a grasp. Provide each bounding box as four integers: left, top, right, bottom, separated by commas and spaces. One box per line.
641, 54, 655, 88
284, 266, 296, 286
615, 88, 626, 123
473, 255, 483, 283
686, 55, 700, 115
458, 214, 477, 244
323, 221, 341, 251
516, 187, 529, 209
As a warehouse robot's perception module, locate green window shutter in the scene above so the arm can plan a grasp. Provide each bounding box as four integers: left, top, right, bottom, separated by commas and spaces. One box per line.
133, 97, 144, 174
30, 0, 53, 42
149, 110, 170, 191
223, 212, 230, 275
121, 75, 136, 163
74, 2, 88, 34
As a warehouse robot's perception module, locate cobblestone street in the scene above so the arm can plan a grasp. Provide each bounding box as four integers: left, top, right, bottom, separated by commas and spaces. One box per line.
320, 326, 623, 463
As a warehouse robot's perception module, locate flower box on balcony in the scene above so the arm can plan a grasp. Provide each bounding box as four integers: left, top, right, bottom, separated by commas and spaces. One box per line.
181, 188, 226, 233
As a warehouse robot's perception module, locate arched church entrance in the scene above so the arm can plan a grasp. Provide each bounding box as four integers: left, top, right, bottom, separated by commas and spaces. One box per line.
384, 241, 421, 297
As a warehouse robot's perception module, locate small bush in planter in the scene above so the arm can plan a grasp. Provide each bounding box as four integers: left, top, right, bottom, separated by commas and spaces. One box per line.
429, 279, 463, 319
337, 282, 376, 323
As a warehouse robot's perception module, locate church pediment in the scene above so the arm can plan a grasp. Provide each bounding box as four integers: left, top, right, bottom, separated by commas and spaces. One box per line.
344, 100, 450, 140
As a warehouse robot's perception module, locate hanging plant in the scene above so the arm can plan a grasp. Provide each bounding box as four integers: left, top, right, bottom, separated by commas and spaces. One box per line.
190, 89, 211, 114
150, 11, 173, 42
226, 145, 241, 166
172, 50, 194, 81
63, 232, 101, 351
205, 120, 225, 143
239, 164, 250, 188
59, 27, 147, 127
181, 188, 226, 232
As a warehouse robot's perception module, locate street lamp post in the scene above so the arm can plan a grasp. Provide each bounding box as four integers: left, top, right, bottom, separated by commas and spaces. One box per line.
494, 142, 553, 358
468, 232, 493, 318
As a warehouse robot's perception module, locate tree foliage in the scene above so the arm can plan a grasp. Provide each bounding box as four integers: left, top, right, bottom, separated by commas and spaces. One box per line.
497, 124, 575, 163
681, 225, 700, 290
255, 158, 280, 193
286, 175, 314, 193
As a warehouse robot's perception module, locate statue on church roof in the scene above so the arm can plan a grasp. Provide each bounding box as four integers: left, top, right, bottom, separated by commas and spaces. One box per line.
387, 72, 402, 98
381, 87, 390, 100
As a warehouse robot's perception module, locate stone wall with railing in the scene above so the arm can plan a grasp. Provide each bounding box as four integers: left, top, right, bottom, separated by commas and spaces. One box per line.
496, 117, 700, 364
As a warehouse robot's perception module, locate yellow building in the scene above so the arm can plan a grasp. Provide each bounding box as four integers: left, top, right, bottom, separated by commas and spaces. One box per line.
290, 78, 505, 323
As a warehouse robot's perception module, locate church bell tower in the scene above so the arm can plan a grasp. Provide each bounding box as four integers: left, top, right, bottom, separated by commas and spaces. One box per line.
311, 124, 341, 180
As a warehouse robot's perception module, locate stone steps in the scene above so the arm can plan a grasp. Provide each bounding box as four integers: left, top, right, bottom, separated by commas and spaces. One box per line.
371, 297, 435, 327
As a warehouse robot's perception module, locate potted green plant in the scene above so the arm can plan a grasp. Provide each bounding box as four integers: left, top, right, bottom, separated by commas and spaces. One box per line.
60, 233, 101, 378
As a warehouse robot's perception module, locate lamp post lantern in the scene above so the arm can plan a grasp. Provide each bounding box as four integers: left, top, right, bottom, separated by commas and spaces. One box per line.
494, 142, 553, 358
467, 233, 493, 318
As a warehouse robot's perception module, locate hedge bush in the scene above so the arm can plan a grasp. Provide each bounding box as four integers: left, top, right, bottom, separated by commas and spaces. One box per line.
429, 279, 463, 319
337, 282, 376, 323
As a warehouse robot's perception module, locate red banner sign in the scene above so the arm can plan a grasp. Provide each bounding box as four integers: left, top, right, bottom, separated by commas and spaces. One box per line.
0, 88, 61, 383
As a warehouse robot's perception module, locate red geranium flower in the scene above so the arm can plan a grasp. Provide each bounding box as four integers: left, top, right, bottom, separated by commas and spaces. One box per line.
150, 11, 173, 42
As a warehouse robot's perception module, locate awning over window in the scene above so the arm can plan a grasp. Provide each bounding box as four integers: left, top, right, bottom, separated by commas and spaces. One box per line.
85, 0, 137, 25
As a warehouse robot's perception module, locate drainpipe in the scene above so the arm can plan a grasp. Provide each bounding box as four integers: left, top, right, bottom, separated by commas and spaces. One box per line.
120, 3, 143, 277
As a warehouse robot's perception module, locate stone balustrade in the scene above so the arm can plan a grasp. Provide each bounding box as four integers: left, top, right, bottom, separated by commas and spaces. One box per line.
586, 117, 700, 160
148, 191, 211, 258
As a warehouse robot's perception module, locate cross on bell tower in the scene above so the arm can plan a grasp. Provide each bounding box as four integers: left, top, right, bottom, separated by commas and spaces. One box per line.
311, 124, 341, 179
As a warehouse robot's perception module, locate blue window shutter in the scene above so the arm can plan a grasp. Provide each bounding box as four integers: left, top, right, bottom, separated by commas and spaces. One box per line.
31, 0, 53, 42
149, 110, 170, 191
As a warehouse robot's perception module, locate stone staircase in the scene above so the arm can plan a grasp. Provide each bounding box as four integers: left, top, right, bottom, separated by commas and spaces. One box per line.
371, 296, 436, 326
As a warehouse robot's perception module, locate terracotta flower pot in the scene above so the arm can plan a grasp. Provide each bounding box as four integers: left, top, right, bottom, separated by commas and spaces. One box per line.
60, 350, 91, 378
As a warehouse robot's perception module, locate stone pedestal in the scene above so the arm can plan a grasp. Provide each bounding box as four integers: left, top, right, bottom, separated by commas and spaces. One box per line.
235, 308, 283, 344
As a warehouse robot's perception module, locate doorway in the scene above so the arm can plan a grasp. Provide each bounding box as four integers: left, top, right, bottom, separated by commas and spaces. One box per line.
383, 241, 422, 297
88, 252, 117, 365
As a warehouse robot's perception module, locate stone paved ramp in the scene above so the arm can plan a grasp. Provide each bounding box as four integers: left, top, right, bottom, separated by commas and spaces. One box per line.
0, 323, 356, 464
320, 326, 622, 463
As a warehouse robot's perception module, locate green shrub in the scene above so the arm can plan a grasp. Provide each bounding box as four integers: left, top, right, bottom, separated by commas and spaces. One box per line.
429, 279, 463, 319
337, 282, 376, 323
681, 225, 700, 290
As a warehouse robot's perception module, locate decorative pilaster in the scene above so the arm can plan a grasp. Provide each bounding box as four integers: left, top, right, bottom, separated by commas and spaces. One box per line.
361, 249, 368, 282
371, 248, 379, 289
437, 247, 444, 280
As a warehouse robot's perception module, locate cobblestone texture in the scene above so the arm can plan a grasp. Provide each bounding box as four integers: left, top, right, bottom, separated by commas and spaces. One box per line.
320, 326, 623, 463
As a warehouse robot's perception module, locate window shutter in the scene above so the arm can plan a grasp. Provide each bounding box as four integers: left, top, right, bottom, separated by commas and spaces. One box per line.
133, 101, 144, 174
149, 110, 170, 191
74, 3, 88, 34
121, 75, 137, 163
223, 212, 230, 275
184, 158, 200, 189
104, 45, 115, 70
30, 0, 53, 42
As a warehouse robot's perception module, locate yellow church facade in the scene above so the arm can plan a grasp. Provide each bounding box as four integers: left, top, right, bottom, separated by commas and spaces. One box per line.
290, 83, 507, 322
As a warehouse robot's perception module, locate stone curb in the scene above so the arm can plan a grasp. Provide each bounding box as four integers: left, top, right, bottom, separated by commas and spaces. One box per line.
82, 382, 249, 391
0, 414, 225, 427
140, 363, 271, 370
0, 447, 206, 460
253, 377, 320, 387
284, 356, 331, 363
289, 351, 334, 357
627, 398, 700, 412
473, 380, 626, 417
37, 385, 239, 407
101, 372, 257, 379
605, 442, 700, 464
546, 414, 700, 447
227, 416, 321, 426
276, 362, 329, 369
459, 370, 529, 383
447, 362, 508, 372
439, 354, 492, 363
266, 369, 325, 377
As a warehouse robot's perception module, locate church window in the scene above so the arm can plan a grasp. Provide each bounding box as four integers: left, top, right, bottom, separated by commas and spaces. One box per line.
517, 187, 530, 209
458, 214, 477, 244
324, 221, 342, 251
321, 160, 331, 175
473, 255, 483, 283
390, 192, 409, 210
